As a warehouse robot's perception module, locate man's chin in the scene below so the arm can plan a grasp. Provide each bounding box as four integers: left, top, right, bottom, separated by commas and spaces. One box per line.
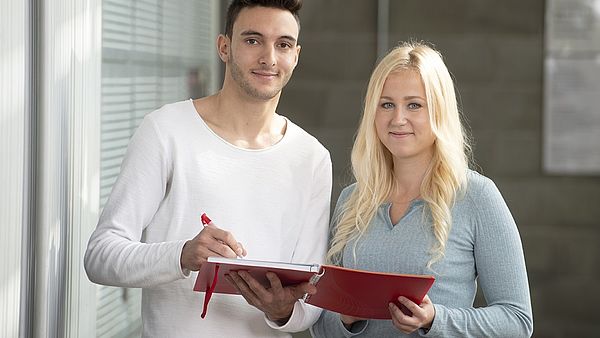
246, 88, 281, 101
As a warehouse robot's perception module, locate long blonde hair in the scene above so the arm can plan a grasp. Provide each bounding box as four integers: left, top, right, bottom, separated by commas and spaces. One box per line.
327, 42, 471, 267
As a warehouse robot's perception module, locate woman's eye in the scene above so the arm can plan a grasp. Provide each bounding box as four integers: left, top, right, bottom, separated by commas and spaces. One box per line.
381, 102, 394, 109
408, 102, 422, 109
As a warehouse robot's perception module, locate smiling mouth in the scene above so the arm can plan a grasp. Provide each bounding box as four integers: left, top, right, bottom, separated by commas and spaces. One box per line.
252, 71, 278, 77
389, 131, 413, 136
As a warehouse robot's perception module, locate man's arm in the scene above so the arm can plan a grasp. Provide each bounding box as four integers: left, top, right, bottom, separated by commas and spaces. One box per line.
84, 116, 189, 287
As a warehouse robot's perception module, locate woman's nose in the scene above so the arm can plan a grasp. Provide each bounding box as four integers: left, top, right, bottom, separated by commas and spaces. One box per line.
391, 108, 407, 125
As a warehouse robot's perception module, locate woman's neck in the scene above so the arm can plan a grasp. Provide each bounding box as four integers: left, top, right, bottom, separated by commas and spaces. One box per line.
390, 152, 433, 202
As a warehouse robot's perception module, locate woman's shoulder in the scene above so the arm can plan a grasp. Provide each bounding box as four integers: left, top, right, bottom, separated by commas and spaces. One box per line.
338, 183, 357, 202
460, 169, 507, 210
465, 169, 499, 196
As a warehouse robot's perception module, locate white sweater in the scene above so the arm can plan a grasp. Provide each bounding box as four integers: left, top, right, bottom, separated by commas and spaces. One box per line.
84, 100, 332, 337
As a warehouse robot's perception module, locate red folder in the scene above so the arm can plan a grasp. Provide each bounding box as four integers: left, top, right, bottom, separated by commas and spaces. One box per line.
193, 257, 435, 319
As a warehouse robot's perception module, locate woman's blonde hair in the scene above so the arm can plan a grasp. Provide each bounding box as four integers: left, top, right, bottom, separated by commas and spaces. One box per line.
327, 41, 471, 267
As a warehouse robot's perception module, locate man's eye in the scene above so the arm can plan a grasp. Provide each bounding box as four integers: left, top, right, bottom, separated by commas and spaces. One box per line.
381, 102, 394, 109
278, 42, 292, 49
408, 102, 422, 109
246, 39, 258, 45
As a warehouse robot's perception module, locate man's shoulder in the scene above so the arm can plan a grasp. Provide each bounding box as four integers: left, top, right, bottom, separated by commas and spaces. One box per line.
145, 100, 193, 123
138, 100, 201, 139
284, 117, 329, 156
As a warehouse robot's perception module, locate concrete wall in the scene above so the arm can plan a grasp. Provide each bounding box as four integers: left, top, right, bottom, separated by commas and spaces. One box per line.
282, 1, 600, 337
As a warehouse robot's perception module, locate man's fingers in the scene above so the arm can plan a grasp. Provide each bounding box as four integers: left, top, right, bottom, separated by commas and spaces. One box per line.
181, 240, 224, 271
199, 226, 244, 258
225, 274, 241, 292
205, 239, 239, 258
265, 272, 283, 292
265, 272, 314, 299
209, 227, 245, 257
227, 272, 261, 305
225, 274, 253, 304
237, 242, 247, 257
289, 282, 315, 299
228, 271, 300, 323
300, 282, 317, 296
238, 271, 272, 299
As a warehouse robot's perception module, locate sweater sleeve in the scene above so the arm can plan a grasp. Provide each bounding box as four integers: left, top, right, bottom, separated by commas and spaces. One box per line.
266, 151, 333, 333
422, 178, 534, 338
310, 310, 368, 338
84, 115, 189, 288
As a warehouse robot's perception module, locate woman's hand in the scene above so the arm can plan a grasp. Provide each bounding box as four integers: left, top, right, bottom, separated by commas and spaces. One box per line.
340, 314, 366, 330
389, 295, 435, 334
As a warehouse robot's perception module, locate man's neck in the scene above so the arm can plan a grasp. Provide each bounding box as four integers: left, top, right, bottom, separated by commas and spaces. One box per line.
193, 89, 287, 149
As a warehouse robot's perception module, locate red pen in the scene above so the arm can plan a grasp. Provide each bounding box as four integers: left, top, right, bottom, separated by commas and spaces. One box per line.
201, 213, 212, 225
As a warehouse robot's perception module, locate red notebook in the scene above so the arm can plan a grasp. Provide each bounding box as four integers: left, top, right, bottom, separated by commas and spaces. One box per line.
193, 257, 435, 319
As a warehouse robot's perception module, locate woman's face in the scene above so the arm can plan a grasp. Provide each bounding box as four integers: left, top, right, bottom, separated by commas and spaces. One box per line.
374, 69, 436, 162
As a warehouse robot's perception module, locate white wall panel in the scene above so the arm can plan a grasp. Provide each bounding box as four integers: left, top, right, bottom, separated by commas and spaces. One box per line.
0, 1, 26, 337
34, 0, 101, 337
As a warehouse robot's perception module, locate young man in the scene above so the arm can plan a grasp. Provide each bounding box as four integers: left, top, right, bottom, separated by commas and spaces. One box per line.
84, 1, 332, 337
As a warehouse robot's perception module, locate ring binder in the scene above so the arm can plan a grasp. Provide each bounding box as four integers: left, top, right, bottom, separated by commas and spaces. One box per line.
194, 257, 435, 319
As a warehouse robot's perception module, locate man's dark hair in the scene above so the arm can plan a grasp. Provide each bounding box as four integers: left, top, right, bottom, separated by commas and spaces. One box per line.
224, 0, 302, 37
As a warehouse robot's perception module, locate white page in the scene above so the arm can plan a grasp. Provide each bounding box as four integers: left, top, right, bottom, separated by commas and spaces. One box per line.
207, 256, 321, 273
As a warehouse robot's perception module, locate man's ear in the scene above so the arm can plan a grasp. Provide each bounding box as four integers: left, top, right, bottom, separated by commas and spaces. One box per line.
217, 34, 230, 62
293, 44, 301, 67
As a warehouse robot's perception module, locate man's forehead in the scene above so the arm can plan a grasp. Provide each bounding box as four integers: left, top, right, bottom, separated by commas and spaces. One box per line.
232, 6, 299, 39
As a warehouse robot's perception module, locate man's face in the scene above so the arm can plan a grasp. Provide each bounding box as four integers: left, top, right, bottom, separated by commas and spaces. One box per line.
224, 6, 300, 101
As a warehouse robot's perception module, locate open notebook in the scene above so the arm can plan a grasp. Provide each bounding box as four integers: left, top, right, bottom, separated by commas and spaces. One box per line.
193, 257, 435, 319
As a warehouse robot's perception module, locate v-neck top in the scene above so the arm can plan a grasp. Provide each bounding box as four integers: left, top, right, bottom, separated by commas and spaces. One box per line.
311, 170, 533, 337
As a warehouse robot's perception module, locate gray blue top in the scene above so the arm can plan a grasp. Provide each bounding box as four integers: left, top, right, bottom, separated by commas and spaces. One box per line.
311, 170, 533, 337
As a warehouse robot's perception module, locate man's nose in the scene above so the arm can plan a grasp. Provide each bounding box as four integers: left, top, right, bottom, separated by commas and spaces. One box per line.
259, 45, 276, 66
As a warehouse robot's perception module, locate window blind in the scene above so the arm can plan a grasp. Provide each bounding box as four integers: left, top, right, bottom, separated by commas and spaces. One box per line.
99, 1, 218, 336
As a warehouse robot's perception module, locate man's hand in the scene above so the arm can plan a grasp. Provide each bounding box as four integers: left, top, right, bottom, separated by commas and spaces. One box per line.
225, 270, 316, 325
389, 295, 435, 334
180, 223, 246, 271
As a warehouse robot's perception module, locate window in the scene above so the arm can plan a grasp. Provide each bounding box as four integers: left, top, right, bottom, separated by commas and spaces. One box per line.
98, 1, 219, 336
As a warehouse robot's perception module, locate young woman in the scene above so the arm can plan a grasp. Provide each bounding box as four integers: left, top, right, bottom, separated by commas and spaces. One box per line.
311, 42, 533, 337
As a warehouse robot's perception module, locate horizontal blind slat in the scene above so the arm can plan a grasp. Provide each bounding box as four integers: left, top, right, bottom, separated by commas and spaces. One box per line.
98, 1, 217, 337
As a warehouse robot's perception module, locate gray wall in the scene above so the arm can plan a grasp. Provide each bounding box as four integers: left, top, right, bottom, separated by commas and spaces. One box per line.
282, 0, 600, 337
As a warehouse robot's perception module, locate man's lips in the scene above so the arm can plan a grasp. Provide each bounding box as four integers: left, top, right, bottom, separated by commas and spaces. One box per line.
252, 70, 278, 77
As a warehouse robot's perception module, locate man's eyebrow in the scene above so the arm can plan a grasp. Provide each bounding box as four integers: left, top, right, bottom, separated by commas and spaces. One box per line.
279, 35, 297, 43
240, 30, 297, 43
240, 30, 263, 37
